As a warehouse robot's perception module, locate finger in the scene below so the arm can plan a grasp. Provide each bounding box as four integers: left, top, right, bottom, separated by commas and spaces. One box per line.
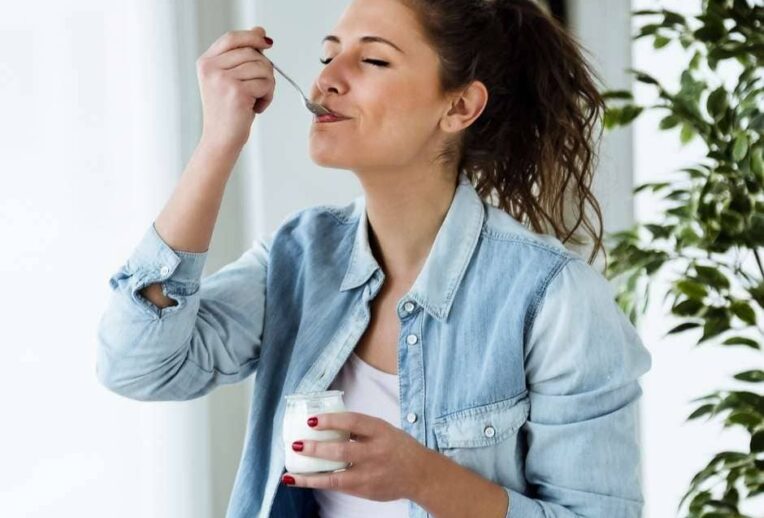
240, 78, 274, 113
310, 411, 381, 438
204, 27, 271, 58
210, 46, 266, 70
284, 470, 352, 491
293, 439, 362, 463
227, 60, 273, 81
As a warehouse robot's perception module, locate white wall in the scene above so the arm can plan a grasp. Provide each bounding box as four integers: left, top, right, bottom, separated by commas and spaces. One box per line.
569, 0, 636, 237
248, 0, 364, 239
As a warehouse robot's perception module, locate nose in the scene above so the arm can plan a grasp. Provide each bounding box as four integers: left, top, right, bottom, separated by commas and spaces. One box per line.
311, 58, 346, 102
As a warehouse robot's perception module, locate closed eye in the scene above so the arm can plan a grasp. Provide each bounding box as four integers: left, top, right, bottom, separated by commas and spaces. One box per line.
319, 58, 389, 67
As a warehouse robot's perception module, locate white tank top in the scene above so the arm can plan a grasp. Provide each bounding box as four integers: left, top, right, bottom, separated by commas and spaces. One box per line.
314, 351, 410, 517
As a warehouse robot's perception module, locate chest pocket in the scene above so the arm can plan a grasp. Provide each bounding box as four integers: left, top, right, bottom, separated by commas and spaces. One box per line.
432, 392, 529, 486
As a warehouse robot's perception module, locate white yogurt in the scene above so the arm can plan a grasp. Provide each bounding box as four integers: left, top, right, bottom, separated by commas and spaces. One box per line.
283, 390, 351, 474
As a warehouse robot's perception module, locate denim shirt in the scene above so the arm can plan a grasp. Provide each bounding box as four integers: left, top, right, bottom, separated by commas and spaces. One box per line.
96, 173, 652, 518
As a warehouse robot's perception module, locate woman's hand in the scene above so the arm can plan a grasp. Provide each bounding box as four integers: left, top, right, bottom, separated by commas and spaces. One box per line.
282, 411, 430, 502
196, 26, 276, 152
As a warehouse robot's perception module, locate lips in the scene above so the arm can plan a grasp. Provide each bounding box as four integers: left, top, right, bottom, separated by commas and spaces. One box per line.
315, 113, 350, 123
316, 103, 351, 119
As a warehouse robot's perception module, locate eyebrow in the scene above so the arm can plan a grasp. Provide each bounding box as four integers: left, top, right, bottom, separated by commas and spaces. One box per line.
321, 35, 405, 54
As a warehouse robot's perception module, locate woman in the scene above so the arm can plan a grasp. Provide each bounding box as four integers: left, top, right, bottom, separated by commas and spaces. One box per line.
96, 0, 652, 516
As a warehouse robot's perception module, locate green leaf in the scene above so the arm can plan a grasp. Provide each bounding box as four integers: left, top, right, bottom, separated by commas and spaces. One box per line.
634, 23, 661, 40
721, 336, 760, 349
689, 50, 702, 70
679, 225, 701, 246
673, 299, 704, 316
750, 147, 763, 180
621, 105, 643, 125
734, 390, 764, 413
732, 133, 750, 162
690, 392, 720, 404
693, 17, 726, 42
700, 316, 731, 343
714, 394, 741, 414
717, 451, 750, 468
752, 430, 764, 453
603, 108, 617, 129
681, 166, 709, 179
751, 113, 764, 132
667, 321, 701, 335
694, 265, 730, 290
750, 213, 764, 245
653, 35, 671, 49
706, 86, 728, 121
749, 283, 764, 308
688, 490, 712, 513
730, 301, 757, 325
659, 115, 681, 130
633, 181, 671, 194
632, 9, 661, 16
726, 409, 761, 429
627, 68, 660, 86
645, 223, 674, 239
680, 123, 695, 144
677, 279, 708, 300
602, 89, 633, 100
720, 210, 745, 234
662, 10, 686, 26
733, 370, 764, 383
688, 403, 715, 420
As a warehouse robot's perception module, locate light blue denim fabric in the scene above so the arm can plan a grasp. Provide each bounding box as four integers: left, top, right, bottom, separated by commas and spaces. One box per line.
96, 173, 652, 518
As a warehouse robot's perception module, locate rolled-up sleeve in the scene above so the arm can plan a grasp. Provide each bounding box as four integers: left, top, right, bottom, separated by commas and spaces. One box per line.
95, 222, 270, 401
505, 257, 652, 517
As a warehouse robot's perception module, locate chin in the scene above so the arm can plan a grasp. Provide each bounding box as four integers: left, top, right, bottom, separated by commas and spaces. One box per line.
308, 140, 355, 169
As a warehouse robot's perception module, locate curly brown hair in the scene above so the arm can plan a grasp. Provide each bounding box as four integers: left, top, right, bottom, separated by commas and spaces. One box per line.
403, 0, 607, 266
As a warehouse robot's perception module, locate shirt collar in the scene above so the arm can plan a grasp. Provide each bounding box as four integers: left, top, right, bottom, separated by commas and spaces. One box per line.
340, 173, 485, 321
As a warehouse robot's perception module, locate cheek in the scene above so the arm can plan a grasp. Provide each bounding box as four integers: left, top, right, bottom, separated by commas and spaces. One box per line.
376, 100, 440, 148
307, 83, 441, 165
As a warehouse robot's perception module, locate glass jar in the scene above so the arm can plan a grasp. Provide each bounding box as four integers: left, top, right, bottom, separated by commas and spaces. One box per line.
283, 390, 351, 474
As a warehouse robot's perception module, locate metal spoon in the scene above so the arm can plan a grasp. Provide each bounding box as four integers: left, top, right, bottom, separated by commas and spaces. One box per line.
257, 50, 331, 116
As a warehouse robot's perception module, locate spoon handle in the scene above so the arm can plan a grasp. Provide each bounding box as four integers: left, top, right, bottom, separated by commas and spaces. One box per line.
257, 50, 308, 103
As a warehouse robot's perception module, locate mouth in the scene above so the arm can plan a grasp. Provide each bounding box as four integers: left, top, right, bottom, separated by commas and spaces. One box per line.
314, 113, 351, 123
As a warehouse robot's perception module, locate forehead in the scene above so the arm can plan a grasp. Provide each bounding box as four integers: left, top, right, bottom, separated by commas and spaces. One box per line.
329, 0, 425, 47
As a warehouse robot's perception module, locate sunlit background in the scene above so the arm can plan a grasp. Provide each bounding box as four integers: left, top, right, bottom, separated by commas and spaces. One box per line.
0, 0, 760, 516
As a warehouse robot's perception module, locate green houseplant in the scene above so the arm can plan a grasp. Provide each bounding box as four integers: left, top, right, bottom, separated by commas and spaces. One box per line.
600, 0, 763, 516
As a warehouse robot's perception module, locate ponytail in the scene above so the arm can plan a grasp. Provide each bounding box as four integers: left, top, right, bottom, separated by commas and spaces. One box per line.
404, 0, 607, 265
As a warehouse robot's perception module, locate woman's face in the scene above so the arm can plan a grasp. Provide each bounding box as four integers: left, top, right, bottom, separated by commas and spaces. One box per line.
308, 0, 452, 173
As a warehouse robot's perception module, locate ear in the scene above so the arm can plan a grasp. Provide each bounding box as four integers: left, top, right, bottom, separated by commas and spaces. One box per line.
439, 80, 489, 134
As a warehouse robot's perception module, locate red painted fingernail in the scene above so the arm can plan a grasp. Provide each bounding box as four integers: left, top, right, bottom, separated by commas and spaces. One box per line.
292, 441, 304, 452
264, 36, 273, 45
282, 475, 295, 485
307, 417, 318, 427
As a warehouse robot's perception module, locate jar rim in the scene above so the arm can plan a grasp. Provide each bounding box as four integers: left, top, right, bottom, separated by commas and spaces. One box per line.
284, 390, 344, 401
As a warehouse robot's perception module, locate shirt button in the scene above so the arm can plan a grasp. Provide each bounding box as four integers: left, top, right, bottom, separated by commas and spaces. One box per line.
406, 412, 417, 423
406, 334, 418, 345
160, 266, 170, 276
484, 425, 496, 438
403, 301, 415, 312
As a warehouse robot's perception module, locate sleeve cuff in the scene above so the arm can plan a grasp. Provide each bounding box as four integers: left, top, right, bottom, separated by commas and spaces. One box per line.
118, 222, 208, 287
505, 487, 544, 518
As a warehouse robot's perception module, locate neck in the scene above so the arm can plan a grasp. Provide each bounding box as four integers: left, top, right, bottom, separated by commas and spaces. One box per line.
355, 167, 459, 284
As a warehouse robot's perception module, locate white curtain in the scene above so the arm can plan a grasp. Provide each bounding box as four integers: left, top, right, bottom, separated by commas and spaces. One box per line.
0, 1, 241, 516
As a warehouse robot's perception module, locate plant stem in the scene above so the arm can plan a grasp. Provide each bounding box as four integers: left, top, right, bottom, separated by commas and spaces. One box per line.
753, 248, 764, 279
